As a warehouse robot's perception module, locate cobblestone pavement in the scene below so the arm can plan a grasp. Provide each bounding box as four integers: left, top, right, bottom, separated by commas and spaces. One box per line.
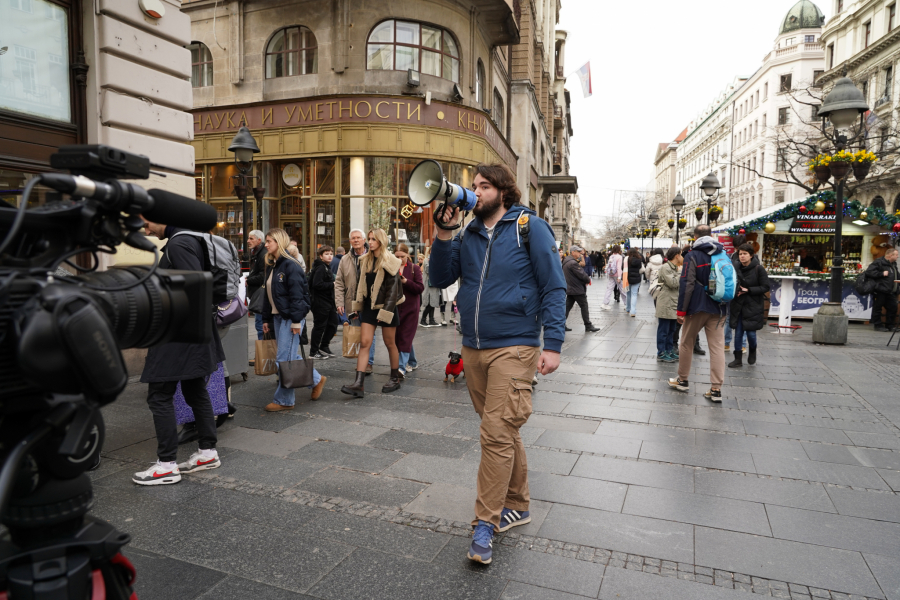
93, 278, 900, 600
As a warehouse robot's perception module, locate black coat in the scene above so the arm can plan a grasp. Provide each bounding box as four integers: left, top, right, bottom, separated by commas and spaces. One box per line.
246, 243, 267, 300
562, 255, 590, 295
309, 258, 337, 314
262, 254, 311, 325
141, 226, 225, 383
729, 257, 771, 331
865, 257, 899, 295
627, 256, 644, 285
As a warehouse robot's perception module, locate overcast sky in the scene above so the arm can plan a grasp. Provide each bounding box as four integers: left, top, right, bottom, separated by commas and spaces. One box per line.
557, 0, 831, 223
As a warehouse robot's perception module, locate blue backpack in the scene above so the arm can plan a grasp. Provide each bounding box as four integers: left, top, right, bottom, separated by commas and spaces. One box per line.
707, 250, 737, 303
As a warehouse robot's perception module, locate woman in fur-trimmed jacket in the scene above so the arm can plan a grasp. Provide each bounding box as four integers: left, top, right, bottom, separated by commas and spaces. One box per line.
340, 228, 406, 397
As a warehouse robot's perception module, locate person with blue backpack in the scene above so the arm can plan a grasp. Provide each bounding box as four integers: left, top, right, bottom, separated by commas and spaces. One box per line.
727, 243, 770, 368
668, 225, 735, 402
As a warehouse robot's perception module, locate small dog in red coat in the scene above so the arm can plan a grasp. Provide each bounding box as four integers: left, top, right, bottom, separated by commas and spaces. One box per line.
444, 352, 465, 383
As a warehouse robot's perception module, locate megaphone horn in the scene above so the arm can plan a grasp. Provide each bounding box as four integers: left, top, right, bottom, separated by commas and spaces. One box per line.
407, 160, 478, 231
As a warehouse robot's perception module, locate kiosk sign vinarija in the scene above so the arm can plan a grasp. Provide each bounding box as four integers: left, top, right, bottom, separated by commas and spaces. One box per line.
788, 209, 837, 234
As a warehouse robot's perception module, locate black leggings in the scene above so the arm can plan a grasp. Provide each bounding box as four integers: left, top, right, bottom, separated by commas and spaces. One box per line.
147, 378, 216, 462
310, 308, 339, 353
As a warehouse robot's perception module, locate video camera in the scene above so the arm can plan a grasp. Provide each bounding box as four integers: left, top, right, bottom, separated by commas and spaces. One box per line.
0, 145, 217, 598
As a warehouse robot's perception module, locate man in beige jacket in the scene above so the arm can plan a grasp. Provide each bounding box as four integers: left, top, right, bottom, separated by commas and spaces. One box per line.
335, 228, 376, 373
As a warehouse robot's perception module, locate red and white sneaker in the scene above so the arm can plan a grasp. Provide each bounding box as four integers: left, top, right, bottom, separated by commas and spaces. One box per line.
133, 461, 181, 486
178, 451, 221, 474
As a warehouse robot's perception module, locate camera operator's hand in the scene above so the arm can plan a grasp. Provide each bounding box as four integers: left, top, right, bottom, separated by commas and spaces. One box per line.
436, 206, 461, 241
537, 350, 560, 375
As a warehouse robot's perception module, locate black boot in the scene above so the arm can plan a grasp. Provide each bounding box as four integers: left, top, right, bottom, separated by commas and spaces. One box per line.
693, 337, 706, 356
421, 306, 431, 326
382, 369, 403, 393
340, 371, 366, 398
585, 324, 600, 332
728, 350, 743, 368
178, 421, 199, 444
747, 348, 757, 365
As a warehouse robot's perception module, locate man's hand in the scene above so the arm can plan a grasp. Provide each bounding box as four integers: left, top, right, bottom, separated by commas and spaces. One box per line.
262, 323, 270, 334
677, 315, 684, 324
337, 306, 345, 316
537, 351, 560, 375
885, 270, 890, 277
436, 206, 461, 241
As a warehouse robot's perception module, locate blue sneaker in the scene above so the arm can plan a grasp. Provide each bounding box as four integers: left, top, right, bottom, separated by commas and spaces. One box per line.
498, 508, 531, 532
467, 520, 494, 564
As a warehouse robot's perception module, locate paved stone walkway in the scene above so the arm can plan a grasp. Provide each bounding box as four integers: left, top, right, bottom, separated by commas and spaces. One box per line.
93, 279, 900, 600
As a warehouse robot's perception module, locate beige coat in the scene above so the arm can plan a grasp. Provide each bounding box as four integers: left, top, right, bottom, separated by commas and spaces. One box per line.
334, 249, 364, 312
351, 250, 405, 323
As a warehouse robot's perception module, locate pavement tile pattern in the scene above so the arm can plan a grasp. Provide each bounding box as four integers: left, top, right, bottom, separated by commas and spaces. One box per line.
91, 282, 900, 600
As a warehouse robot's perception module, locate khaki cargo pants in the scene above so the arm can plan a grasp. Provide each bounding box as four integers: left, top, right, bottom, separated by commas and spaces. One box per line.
461, 344, 540, 531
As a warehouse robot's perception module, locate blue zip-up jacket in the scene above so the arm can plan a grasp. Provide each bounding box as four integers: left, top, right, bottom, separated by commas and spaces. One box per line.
430, 205, 566, 353
262, 254, 311, 326
677, 236, 727, 317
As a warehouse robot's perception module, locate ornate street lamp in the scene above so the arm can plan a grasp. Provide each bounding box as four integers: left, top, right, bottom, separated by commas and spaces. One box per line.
671, 192, 686, 245
812, 77, 869, 344
699, 171, 721, 225
638, 216, 648, 253
649, 209, 659, 251
228, 125, 263, 266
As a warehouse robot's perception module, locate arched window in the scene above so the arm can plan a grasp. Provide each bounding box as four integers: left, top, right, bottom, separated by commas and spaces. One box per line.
366, 20, 459, 83
492, 88, 504, 131
530, 125, 537, 158
894, 193, 900, 212
188, 42, 213, 88
871, 196, 886, 210
266, 26, 317, 78
475, 60, 485, 106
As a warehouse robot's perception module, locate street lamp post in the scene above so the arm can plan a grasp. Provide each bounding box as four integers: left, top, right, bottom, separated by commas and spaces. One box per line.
649, 209, 658, 251
810, 77, 869, 345
699, 172, 721, 226
228, 124, 263, 267
672, 192, 686, 245
639, 216, 648, 253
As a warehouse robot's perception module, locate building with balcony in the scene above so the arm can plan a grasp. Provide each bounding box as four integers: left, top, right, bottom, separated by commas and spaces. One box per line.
817, 0, 900, 212
726, 0, 826, 222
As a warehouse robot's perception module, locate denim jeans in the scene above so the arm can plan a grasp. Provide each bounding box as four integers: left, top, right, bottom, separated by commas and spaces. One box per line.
625, 284, 640, 315
734, 317, 758, 351
724, 305, 747, 349
254, 312, 264, 340
656, 318, 678, 355
273, 315, 322, 406
399, 345, 417, 372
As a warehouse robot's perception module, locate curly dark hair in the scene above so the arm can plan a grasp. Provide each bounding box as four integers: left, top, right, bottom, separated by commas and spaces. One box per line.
473, 163, 522, 209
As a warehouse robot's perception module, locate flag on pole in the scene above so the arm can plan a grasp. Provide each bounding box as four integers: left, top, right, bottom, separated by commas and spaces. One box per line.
575, 62, 592, 98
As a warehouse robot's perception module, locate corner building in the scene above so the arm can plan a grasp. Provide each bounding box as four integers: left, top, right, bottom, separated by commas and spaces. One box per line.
185, 0, 527, 259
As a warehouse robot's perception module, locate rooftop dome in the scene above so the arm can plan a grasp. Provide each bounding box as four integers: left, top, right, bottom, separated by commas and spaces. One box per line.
779, 0, 825, 34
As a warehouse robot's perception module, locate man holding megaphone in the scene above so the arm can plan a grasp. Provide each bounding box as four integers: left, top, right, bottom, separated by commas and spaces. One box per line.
427, 163, 566, 566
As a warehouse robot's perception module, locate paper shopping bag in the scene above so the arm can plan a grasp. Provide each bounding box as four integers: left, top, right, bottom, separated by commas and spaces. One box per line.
255, 334, 278, 376
342, 323, 361, 358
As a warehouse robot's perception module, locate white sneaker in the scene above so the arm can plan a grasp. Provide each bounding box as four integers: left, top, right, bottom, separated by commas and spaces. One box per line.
178, 450, 221, 474
406, 364, 417, 371
133, 461, 181, 486
600, 304, 611, 310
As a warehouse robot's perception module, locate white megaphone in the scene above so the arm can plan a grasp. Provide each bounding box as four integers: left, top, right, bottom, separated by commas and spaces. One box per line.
408, 159, 477, 230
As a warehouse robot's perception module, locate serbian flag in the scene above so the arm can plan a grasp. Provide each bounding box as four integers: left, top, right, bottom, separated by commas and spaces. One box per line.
575, 62, 592, 98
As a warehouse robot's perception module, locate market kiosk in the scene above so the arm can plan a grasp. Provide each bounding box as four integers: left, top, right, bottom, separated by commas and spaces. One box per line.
713, 192, 894, 324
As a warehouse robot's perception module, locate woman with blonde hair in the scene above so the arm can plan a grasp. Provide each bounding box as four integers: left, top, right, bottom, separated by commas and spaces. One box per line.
340, 228, 405, 397
262, 228, 326, 410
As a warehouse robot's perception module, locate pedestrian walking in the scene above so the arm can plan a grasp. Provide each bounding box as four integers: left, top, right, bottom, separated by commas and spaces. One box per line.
134, 218, 225, 485
287, 240, 307, 272
395, 243, 424, 376
623, 248, 644, 317
646, 248, 664, 290
600, 245, 624, 310
866, 247, 899, 331
245, 230, 267, 344
430, 163, 566, 566
340, 228, 405, 397
262, 229, 327, 410
724, 236, 747, 353
562, 245, 599, 332
335, 229, 377, 373
655, 246, 683, 362
331, 245, 345, 275
421, 248, 442, 327
309, 245, 340, 359
668, 225, 728, 402
728, 243, 770, 368
583, 251, 593, 278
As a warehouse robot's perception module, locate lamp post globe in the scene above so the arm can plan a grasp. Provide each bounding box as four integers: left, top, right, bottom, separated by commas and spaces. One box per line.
699, 172, 721, 225
818, 77, 869, 131
672, 192, 685, 244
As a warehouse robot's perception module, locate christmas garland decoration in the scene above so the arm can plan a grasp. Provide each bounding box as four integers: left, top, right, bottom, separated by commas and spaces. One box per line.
722, 190, 900, 237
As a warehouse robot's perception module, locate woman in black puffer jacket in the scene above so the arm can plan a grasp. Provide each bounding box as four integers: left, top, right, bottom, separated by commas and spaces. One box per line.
728, 243, 770, 368
624, 248, 645, 317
